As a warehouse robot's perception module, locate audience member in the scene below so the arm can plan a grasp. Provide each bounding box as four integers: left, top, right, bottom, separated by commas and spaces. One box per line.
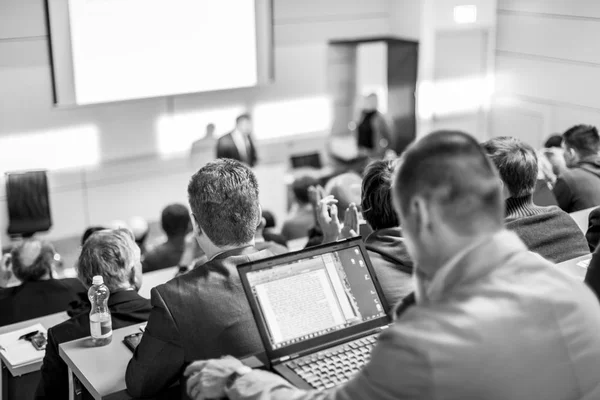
0, 240, 85, 326
254, 216, 288, 255
191, 123, 217, 155
586, 206, 600, 251
142, 203, 191, 273
129, 216, 150, 255
184, 130, 600, 400
553, 125, 600, 212
81, 226, 106, 245
261, 210, 287, 247
126, 159, 272, 398
317, 160, 413, 310
36, 229, 150, 399
483, 137, 588, 263
281, 175, 319, 240
216, 114, 258, 167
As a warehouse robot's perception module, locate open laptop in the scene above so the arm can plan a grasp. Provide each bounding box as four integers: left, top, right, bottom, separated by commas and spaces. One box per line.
238, 238, 391, 390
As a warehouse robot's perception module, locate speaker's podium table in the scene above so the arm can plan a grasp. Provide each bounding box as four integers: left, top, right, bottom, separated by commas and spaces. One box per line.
0, 312, 69, 400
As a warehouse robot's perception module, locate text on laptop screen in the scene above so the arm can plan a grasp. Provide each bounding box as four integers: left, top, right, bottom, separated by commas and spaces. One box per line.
246, 246, 385, 350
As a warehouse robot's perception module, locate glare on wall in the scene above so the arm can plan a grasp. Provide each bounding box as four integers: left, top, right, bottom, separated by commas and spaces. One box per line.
156, 106, 245, 156
252, 96, 332, 140
0, 125, 100, 173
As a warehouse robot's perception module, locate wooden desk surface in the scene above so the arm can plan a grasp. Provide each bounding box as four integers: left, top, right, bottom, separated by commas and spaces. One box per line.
569, 207, 596, 233
0, 312, 69, 377
556, 254, 591, 281
59, 323, 144, 400
138, 267, 178, 299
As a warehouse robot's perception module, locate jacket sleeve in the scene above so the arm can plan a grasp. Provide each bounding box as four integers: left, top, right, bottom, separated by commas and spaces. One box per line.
226, 326, 430, 400
553, 176, 573, 212
585, 250, 600, 301
35, 328, 68, 399
125, 286, 185, 398
586, 207, 600, 252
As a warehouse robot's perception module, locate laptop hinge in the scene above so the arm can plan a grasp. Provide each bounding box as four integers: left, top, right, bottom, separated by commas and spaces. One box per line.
272, 325, 389, 365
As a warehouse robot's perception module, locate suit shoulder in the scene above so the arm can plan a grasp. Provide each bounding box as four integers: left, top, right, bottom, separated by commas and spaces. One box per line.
49, 313, 89, 344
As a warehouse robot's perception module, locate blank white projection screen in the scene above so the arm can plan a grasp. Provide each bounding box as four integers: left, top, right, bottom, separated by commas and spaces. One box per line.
58, 0, 260, 104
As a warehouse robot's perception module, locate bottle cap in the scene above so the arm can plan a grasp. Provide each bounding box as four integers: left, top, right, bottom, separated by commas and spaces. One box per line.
92, 276, 104, 285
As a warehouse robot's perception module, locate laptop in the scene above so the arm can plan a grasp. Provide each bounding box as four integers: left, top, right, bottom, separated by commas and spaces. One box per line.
238, 238, 391, 390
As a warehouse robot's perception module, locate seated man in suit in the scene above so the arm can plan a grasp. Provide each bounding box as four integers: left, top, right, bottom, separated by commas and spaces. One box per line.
216, 114, 258, 167
143, 203, 191, 273
36, 229, 151, 399
483, 136, 589, 263
0, 240, 85, 327
126, 159, 272, 398
553, 125, 600, 212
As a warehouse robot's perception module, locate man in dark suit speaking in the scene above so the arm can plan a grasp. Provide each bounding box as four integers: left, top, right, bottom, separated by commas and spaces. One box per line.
216, 114, 258, 167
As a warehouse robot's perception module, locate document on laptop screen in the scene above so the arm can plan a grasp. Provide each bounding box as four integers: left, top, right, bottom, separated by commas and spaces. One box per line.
252, 254, 359, 347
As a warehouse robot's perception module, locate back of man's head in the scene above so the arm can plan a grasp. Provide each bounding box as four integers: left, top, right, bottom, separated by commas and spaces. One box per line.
292, 175, 319, 205
11, 240, 55, 282
482, 136, 538, 199
325, 172, 362, 220
188, 159, 260, 247
161, 203, 190, 238
563, 125, 600, 157
362, 159, 399, 231
78, 229, 139, 290
81, 226, 106, 246
544, 135, 563, 149
394, 130, 503, 236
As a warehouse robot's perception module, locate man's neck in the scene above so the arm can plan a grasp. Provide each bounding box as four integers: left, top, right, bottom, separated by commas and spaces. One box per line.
166, 235, 186, 246
205, 241, 255, 261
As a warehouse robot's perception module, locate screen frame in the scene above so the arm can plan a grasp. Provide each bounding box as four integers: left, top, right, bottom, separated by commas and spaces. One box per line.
238, 237, 391, 362
47, 0, 274, 107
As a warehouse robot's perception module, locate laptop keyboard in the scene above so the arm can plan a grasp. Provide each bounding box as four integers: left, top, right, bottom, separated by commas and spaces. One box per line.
285, 334, 378, 390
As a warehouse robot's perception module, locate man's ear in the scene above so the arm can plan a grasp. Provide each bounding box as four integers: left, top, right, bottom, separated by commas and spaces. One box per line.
411, 196, 431, 237
191, 213, 203, 237
257, 204, 263, 228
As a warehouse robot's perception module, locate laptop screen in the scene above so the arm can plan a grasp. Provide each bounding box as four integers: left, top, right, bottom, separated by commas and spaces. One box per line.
245, 244, 386, 351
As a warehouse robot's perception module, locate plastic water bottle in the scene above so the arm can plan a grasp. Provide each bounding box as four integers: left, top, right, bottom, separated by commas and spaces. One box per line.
89, 275, 112, 346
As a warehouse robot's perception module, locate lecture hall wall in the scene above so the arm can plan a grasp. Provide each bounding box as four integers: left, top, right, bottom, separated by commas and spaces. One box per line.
0, 0, 420, 245
492, 0, 600, 147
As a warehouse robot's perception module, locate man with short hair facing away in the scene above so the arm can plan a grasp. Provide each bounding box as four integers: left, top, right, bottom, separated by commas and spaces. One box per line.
184, 131, 600, 400
35, 229, 151, 399
553, 124, 600, 212
126, 159, 272, 399
216, 114, 258, 167
282, 175, 320, 241
142, 203, 191, 273
0, 240, 85, 326
483, 136, 589, 263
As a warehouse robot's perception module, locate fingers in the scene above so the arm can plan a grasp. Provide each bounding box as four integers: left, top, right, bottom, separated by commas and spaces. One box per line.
186, 372, 202, 398
329, 204, 339, 225
184, 360, 208, 376
318, 196, 338, 225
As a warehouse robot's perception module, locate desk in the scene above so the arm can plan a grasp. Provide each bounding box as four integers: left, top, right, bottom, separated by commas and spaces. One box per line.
556, 254, 591, 281
60, 323, 144, 400
138, 267, 178, 299
0, 312, 69, 400
569, 207, 596, 233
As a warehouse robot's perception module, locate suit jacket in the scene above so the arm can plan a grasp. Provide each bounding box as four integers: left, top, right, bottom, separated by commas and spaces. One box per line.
553, 157, 600, 212
0, 278, 85, 327
125, 246, 272, 399
226, 231, 600, 400
35, 290, 151, 399
216, 131, 258, 167
586, 206, 600, 252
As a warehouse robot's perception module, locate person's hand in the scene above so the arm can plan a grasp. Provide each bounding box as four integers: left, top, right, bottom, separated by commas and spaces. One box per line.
0, 253, 13, 288
179, 232, 200, 269
308, 185, 326, 227
317, 196, 342, 242
341, 203, 360, 239
184, 356, 244, 400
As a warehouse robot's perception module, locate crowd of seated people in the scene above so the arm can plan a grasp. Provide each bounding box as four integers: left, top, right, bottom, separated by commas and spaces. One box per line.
3, 123, 600, 399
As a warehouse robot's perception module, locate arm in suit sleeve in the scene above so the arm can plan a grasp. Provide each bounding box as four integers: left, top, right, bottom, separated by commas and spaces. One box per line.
585, 249, 600, 301
226, 327, 430, 400
586, 207, 600, 252
126, 286, 185, 398
553, 176, 573, 212
35, 328, 68, 399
